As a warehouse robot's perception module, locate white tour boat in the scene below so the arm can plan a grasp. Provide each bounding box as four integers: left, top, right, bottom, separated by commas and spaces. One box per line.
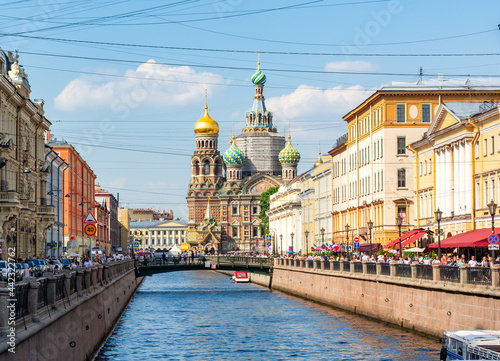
442, 330, 500, 360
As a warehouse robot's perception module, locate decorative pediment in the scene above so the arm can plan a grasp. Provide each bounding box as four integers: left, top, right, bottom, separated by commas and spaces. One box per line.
242, 173, 282, 195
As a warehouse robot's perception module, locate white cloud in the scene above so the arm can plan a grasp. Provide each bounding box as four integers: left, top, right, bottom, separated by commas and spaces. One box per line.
54, 60, 225, 111
324, 61, 378, 72
266, 84, 374, 122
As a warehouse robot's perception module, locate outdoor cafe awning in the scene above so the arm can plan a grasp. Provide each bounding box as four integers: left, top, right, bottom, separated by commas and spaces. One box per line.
427, 227, 500, 249
357, 243, 381, 253
384, 229, 419, 249
400, 230, 428, 248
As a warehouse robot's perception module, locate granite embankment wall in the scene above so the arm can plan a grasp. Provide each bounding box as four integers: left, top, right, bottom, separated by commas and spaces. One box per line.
272, 261, 500, 338
0, 260, 142, 361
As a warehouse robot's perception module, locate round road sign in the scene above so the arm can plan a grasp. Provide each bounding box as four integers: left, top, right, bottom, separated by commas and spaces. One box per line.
84, 223, 97, 236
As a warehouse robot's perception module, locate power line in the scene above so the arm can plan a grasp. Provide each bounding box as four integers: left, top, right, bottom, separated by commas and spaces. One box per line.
3, 34, 500, 57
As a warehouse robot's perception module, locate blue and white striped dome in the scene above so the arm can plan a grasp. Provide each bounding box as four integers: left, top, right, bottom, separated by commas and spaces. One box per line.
251, 70, 266, 85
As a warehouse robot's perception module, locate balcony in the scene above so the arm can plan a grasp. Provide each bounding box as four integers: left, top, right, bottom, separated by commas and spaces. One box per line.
37, 205, 55, 215
0, 191, 19, 203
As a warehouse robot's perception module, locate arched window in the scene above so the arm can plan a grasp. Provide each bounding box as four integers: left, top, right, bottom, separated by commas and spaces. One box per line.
204, 161, 210, 175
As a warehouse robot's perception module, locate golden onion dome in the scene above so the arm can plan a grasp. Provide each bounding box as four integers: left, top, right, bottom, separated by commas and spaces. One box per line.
194, 105, 219, 135
314, 151, 324, 167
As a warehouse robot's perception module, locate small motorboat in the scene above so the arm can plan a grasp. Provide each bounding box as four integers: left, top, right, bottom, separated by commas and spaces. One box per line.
232, 271, 250, 283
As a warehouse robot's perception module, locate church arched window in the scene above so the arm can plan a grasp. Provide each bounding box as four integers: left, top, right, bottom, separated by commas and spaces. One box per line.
204, 160, 210, 175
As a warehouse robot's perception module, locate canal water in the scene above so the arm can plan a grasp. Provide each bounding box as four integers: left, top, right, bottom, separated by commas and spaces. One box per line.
94, 271, 440, 360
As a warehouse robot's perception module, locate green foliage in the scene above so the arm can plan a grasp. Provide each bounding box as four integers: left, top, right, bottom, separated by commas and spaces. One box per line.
429, 250, 436, 259
258, 186, 280, 235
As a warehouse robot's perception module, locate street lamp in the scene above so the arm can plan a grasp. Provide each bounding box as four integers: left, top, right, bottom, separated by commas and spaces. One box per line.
396, 215, 402, 260
367, 220, 374, 258
345, 223, 350, 260
280, 234, 283, 256
488, 200, 497, 258
320, 227, 325, 254
290, 232, 294, 255
304, 230, 309, 256
435, 208, 442, 260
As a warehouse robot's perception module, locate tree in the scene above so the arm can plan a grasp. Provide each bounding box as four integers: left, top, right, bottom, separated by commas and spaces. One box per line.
258, 186, 279, 236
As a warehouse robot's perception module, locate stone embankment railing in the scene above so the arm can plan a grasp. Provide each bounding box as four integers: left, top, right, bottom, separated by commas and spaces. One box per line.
0, 259, 134, 336
275, 258, 500, 289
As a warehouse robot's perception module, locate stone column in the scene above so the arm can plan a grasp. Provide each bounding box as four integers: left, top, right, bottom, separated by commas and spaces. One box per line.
432, 264, 441, 282
465, 142, 472, 211
160, 230, 164, 245
460, 264, 469, 286
304, 258, 309, 269
97, 265, 103, 286
411, 261, 418, 279
453, 143, 459, 216
27, 281, 40, 322
63, 273, 72, 297
76, 270, 83, 296
47, 277, 57, 309
91, 266, 98, 290
376, 260, 382, 275
84, 269, 91, 294
445, 147, 453, 216
103, 265, 109, 284
320, 259, 325, 271
362, 260, 367, 274
0, 287, 10, 337
435, 149, 441, 211
459, 142, 466, 215
389, 263, 396, 277
299, 259, 304, 268
491, 264, 500, 288
350, 261, 355, 273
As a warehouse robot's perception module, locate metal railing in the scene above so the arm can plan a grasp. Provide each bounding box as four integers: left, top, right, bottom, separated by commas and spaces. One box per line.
415, 264, 433, 280
342, 261, 350, 272
366, 263, 377, 275
324, 260, 330, 271
354, 262, 363, 273
55, 275, 65, 301
14, 282, 29, 319
380, 263, 391, 276
395, 264, 411, 278
440, 266, 460, 283
37, 278, 48, 308
467, 267, 491, 285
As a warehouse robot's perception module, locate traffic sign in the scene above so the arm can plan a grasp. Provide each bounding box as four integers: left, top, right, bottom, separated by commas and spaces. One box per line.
354, 236, 359, 242
83, 211, 97, 224
347, 245, 353, 253
63, 247, 67, 252
489, 234, 498, 244
266, 242, 271, 247
133, 241, 140, 252
256, 240, 259, 245
354, 242, 360, 248
265, 234, 272, 241
84, 223, 97, 236
489, 244, 499, 251
127, 244, 131, 249
341, 245, 346, 251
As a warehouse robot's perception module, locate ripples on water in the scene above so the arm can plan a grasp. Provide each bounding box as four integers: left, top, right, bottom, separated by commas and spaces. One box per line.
94, 271, 439, 361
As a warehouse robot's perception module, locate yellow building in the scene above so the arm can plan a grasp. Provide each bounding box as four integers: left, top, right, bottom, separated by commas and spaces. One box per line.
330, 77, 500, 247
410, 102, 500, 242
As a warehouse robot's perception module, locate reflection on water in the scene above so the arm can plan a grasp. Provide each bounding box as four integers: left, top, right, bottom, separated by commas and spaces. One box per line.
95, 271, 439, 360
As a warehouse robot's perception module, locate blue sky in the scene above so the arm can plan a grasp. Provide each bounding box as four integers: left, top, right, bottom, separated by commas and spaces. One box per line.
2, 0, 500, 219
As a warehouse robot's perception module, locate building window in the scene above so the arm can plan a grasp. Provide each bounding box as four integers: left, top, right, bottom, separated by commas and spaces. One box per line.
475, 142, 480, 158
424, 160, 427, 175
397, 136, 406, 155
419, 162, 422, 176
422, 104, 431, 122
204, 161, 210, 175
252, 206, 258, 214
232, 227, 238, 237
492, 179, 496, 204
232, 206, 238, 215
396, 104, 406, 123
398, 205, 407, 224
475, 180, 481, 209
398, 169, 406, 188
428, 159, 432, 174
253, 227, 258, 237
484, 180, 489, 208
492, 136, 495, 154
484, 139, 488, 157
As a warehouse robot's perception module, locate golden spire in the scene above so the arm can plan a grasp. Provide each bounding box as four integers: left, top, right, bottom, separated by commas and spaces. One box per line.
204, 89, 208, 109
257, 51, 261, 71
314, 141, 324, 167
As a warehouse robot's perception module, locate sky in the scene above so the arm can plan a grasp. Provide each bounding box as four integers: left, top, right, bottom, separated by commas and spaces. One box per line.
2, 0, 500, 220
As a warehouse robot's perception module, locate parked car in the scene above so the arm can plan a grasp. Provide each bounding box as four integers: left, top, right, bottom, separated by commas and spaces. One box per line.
28, 259, 47, 277
14, 263, 24, 281
61, 259, 71, 270
0, 261, 8, 281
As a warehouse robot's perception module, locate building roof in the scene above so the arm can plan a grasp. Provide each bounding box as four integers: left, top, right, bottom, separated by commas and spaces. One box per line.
443, 102, 497, 120
130, 219, 187, 228
380, 77, 500, 91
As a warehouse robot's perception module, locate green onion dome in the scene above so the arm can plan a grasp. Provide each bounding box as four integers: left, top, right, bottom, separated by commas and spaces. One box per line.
279, 135, 300, 165
223, 136, 245, 166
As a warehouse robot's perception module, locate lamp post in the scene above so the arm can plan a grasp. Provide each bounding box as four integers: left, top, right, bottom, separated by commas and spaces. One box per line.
488, 200, 497, 258
367, 220, 374, 258
320, 227, 325, 255
304, 230, 309, 256
435, 208, 442, 260
290, 232, 294, 255
280, 234, 283, 256
345, 223, 350, 260
396, 215, 403, 260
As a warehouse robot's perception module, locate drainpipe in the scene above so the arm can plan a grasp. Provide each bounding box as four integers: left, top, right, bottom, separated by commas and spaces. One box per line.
468, 116, 480, 230
407, 143, 419, 228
